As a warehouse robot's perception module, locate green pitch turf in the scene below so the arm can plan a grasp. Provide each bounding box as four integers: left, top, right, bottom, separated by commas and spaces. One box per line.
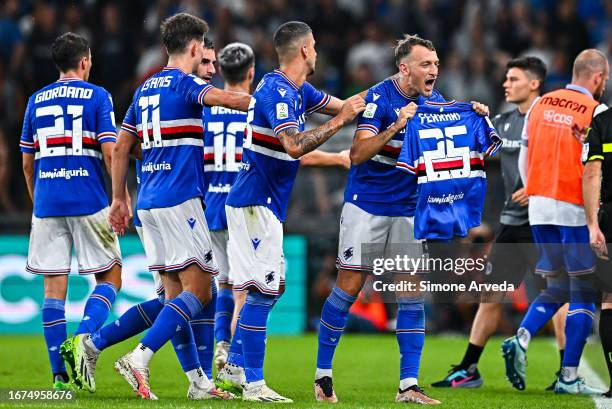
0, 334, 606, 408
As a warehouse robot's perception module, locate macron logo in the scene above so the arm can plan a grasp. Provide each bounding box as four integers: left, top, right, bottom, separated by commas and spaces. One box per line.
187, 218, 196, 230
252, 238, 261, 250
373, 93, 380, 101
278, 88, 286, 97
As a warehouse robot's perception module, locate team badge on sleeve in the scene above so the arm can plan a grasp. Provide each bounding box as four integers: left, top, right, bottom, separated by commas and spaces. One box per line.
276, 102, 289, 119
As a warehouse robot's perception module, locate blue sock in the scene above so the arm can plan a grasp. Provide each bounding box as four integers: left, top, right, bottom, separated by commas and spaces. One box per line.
192, 284, 216, 378
227, 305, 244, 367
75, 282, 117, 335
316, 287, 356, 371
396, 298, 425, 383
91, 297, 164, 351
170, 309, 201, 373
141, 291, 203, 352
518, 285, 565, 338
240, 292, 275, 383
215, 288, 234, 344
42, 298, 67, 375
563, 303, 596, 367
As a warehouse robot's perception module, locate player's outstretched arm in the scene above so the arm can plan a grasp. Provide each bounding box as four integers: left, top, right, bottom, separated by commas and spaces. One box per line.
318, 91, 369, 116
203, 88, 252, 112
22, 153, 34, 201
278, 95, 365, 159
300, 149, 350, 169
108, 130, 137, 235
349, 102, 416, 165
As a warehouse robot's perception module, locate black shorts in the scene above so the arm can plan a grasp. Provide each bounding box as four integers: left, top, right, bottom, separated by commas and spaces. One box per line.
594, 203, 612, 294
486, 223, 538, 287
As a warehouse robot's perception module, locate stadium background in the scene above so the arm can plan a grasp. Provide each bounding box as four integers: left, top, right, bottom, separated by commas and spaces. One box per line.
0, 0, 611, 337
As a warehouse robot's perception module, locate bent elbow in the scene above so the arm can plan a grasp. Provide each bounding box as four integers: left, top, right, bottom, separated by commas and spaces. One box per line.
349, 148, 363, 165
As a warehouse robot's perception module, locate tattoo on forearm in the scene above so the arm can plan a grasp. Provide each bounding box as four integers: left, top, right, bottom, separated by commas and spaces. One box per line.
282, 120, 340, 156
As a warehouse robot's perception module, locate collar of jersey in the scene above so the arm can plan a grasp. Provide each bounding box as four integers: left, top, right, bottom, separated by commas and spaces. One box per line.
565, 83, 593, 98
425, 100, 457, 106
56, 77, 81, 82
391, 78, 418, 100
274, 69, 299, 90
162, 66, 185, 73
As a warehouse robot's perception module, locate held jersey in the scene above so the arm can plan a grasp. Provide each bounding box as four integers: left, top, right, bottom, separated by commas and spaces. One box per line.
226, 70, 331, 222
121, 67, 214, 210
203, 105, 247, 230
397, 101, 501, 240
20, 78, 117, 218
344, 77, 445, 217
491, 109, 528, 226
524, 86, 599, 205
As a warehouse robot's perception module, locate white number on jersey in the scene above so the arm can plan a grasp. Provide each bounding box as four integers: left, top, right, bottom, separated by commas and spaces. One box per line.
207, 121, 245, 172
138, 95, 162, 149
419, 125, 470, 181
35, 104, 84, 157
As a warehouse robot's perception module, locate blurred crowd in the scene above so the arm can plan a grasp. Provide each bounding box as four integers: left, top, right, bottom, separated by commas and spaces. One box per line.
0, 0, 611, 330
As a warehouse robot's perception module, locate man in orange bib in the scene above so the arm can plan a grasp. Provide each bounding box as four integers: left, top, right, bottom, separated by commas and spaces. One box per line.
502, 49, 608, 395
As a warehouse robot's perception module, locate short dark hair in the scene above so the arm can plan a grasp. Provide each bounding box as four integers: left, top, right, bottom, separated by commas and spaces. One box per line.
394, 34, 435, 67
51, 32, 90, 72
218, 43, 255, 84
203, 37, 214, 50
273, 21, 312, 57
506, 56, 547, 85
160, 13, 209, 54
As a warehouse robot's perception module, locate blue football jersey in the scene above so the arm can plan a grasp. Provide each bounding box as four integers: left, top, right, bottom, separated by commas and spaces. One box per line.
226, 70, 331, 222
397, 101, 501, 240
344, 78, 445, 217
203, 105, 247, 230
20, 77, 117, 217
121, 67, 214, 210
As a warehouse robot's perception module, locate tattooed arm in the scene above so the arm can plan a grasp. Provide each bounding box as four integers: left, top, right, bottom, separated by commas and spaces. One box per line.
278, 94, 365, 159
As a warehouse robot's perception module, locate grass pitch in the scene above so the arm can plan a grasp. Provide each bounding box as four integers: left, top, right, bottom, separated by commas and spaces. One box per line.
0, 334, 606, 408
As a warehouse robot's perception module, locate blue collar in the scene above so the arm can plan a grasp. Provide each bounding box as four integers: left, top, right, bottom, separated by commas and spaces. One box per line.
565, 84, 593, 98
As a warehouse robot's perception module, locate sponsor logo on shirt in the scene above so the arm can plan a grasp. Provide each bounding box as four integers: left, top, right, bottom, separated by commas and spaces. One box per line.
141, 161, 172, 173
208, 183, 232, 193
542, 109, 573, 126
427, 192, 465, 204
38, 167, 90, 180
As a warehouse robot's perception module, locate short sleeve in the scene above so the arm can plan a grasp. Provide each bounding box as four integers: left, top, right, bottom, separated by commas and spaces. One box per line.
586, 115, 604, 162
521, 96, 539, 148
175, 73, 214, 106
97, 90, 117, 144
302, 81, 331, 115
120, 101, 138, 137
20, 98, 35, 153
478, 115, 502, 157
356, 88, 386, 135
262, 87, 300, 136
396, 123, 420, 174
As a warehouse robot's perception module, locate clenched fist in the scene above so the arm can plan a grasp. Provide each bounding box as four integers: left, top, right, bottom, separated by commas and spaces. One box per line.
338, 94, 366, 124
393, 102, 418, 130
471, 101, 489, 116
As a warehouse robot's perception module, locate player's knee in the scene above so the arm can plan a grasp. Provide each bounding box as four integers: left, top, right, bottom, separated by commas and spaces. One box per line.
96, 265, 122, 290
336, 269, 364, 296
43, 275, 68, 299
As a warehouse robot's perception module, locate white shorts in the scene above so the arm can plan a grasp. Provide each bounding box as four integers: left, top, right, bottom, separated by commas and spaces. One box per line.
135, 225, 164, 299
211, 229, 231, 284
226, 205, 285, 295
26, 207, 121, 275
336, 202, 423, 272
138, 197, 218, 274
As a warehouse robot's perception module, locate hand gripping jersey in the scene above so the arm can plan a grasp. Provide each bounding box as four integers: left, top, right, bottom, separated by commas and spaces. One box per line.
226, 70, 331, 221
344, 77, 445, 217
397, 101, 501, 240
121, 67, 214, 210
20, 78, 117, 217
203, 105, 247, 230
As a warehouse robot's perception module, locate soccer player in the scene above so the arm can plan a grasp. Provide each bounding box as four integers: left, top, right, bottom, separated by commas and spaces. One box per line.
65, 43, 222, 396
20, 32, 122, 390
583, 100, 612, 398
222, 21, 365, 402
205, 42, 255, 372
108, 13, 251, 400
432, 57, 567, 389
314, 34, 487, 405
502, 49, 609, 395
